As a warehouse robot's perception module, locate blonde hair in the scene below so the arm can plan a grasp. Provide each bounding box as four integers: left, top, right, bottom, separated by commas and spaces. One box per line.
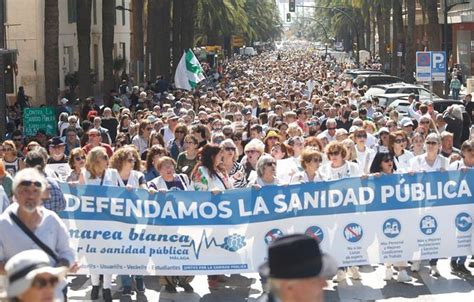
85, 146, 108, 179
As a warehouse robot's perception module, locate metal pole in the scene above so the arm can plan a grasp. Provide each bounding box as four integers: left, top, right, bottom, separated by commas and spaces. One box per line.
444, 0, 449, 97
0, 51, 6, 139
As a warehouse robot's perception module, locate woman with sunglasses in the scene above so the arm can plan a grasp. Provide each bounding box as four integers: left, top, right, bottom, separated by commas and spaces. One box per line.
248, 155, 279, 188
144, 145, 167, 181
290, 149, 323, 183
231, 132, 245, 161
369, 153, 412, 283
168, 123, 188, 160
388, 131, 414, 171
132, 120, 153, 156
1, 250, 69, 302
66, 148, 86, 183
2, 140, 25, 178
176, 135, 199, 176
409, 133, 448, 277
240, 139, 265, 185
220, 139, 247, 188
353, 128, 375, 174
109, 146, 147, 296
319, 141, 362, 283
79, 147, 120, 301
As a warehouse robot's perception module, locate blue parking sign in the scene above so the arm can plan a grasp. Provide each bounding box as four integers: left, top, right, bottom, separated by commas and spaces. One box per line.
431, 51, 446, 81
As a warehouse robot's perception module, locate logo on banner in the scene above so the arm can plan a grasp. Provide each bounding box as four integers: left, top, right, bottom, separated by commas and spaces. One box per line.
182, 231, 247, 259
344, 223, 363, 243
305, 226, 324, 243
455, 212, 472, 232
420, 215, 437, 235
383, 218, 401, 238
265, 229, 284, 245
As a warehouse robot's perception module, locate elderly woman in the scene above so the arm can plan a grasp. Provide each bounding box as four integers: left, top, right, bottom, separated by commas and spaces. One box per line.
168, 123, 188, 160
1, 250, 69, 302
0, 168, 76, 299
66, 148, 86, 183
247, 155, 279, 187
240, 139, 265, 184
443, 104, 464, 148
2, 140, 25, 177
220, 139, 246, 188
147, 157, 195, 293
176, 135, 199, 176
319, 141, 362, 283
144, 145, 167, 181
79, 147, 120, 301
290, 149, 323, 183
409, 133, 448, 277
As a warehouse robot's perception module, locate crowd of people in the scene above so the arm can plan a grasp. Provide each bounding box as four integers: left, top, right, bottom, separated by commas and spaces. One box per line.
0, 46, 473, 301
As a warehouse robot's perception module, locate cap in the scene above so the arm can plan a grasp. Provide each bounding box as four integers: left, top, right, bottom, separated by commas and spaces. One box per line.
49, 137, 65, 147
377, 127, 389, 136
400, 117, 414, 127
259, 234, 337, 279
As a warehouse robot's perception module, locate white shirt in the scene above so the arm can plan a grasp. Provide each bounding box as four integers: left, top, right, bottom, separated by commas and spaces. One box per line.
319, 161, 361, 181
289, 171, 323, 184
321, 129, 336, 142
393, 150, 414, 173
162, 127, 175, 145
132, 135, 148, 155
82, 168, 121, 186
449, 159, 474, 171
409, 154, 449, 172
356, 146, 376, 174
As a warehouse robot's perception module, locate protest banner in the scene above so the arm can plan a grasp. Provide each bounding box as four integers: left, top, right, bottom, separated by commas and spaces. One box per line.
59, 170, 474, 276
23, 107, 57, 137
46, 163, 72, 182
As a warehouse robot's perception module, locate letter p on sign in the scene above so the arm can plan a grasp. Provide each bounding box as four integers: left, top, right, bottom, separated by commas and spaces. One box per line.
433, 53, 445, 69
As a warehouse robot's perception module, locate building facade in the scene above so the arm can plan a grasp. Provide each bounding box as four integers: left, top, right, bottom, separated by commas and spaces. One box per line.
5, 0, 131, 106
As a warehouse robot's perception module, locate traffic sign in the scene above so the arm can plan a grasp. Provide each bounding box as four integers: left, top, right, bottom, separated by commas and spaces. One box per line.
416, 51, 446, 82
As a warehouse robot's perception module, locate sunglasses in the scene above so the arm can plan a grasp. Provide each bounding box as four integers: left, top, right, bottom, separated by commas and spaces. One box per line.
175, 130, 185, 134
13, 138, 22, 142
420, 121, 430, 124
19, 180, 42, 187
246, 150, 259, 154
184, 141, 195, 144
74, 156, 86, 161
224, 147, 236, 152
265, 162, 277, 167
426, 141, 438, 145
382, 158, 393, 163
327, 127, 336, 130
32, 276, 59, 289
4, 148, 13, 152
327, 151, 340, 156
394, 138, 406, 144
308, 158, 321, 163
356, 134, 367, 138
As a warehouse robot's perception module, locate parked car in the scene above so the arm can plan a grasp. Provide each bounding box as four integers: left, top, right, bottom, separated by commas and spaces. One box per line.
374, 93, 412, 108
342, 69, 383, 80
354, 75, 404, 88
431, 99, 464, 113
364, 83, 440, 100
387, 99, 410, 118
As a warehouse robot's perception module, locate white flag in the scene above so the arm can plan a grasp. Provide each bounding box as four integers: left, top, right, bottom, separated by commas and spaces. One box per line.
174, 49, 206, 90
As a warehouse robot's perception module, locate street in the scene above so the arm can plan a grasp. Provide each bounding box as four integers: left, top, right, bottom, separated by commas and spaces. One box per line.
67, 259, 474, 301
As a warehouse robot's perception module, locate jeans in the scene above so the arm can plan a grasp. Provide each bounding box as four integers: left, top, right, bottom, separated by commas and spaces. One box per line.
120, 275, 144, 288
452, 88, 460, 100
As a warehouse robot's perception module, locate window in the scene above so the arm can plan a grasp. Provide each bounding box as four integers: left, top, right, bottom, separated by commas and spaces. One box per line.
67, 0, 77, 23
93, 44, 99, 73
92, 0, 97, 25
114, 0, 117, 25
120, 42, 126, 60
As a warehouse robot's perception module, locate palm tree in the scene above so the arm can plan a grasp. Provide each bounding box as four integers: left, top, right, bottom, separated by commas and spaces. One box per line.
172, 0, 184, 66
131, 0, 144, 83
391, 0, 403, 76
404, 0, 416, 83
102, 0, 115, 106
44, 0, 59, 106
76, 0, 92, 99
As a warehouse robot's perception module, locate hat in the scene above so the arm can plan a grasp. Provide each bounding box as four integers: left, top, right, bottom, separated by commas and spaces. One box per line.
241, 108, 251, 115
147, 115, 157, 124
400, 117, 414, 127
372, 112, 383, 121
265, 130, 280, 141
49, 137, 65, 147
166, 93, 176, 101
60, 98, 68, 105
349, 126, 360, 133
1, 250, 67, 298
259, 234, 337, 279
377, 127, 389, 136
166, 112, 179, 120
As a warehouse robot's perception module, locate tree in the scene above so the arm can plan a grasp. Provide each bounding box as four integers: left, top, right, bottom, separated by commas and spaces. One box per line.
131, 0, 144, 83
147, 0, 171, 80
44, 0, 59, 106
404, 0, 416, 83
102, 0, 115, 106
76, 0, 92, 99
172, 0, 184, 65
391, 0, 403, 76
